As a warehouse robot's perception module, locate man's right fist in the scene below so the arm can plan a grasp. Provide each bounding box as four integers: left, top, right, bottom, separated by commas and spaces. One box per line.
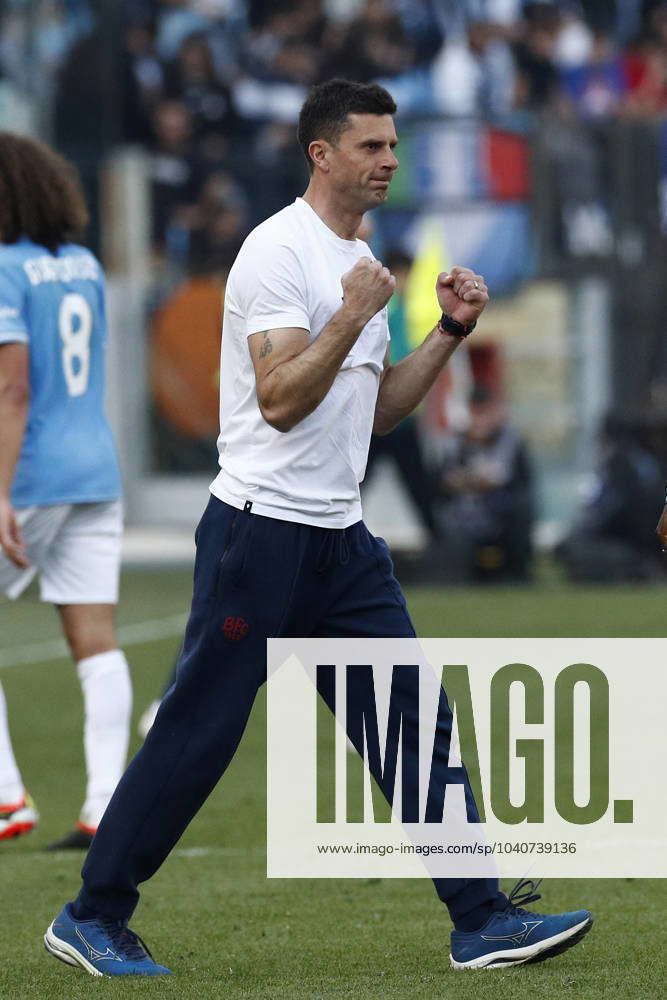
341, 257, 395, 325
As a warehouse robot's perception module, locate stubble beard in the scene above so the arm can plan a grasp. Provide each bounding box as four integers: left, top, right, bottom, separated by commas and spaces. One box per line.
360, 183, 390, 213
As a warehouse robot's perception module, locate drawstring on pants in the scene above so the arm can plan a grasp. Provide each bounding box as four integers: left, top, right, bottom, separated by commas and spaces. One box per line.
316, 528, 351, 574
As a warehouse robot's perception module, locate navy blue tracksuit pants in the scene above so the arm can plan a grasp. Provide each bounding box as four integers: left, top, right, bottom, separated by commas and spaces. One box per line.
76, 496, 499, 924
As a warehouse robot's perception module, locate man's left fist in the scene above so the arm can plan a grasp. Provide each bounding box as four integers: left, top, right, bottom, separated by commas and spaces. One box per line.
436, 266, 489, 329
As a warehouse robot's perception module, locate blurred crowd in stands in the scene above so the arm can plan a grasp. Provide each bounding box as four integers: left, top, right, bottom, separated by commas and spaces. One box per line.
4, 1, 667, 270
2, 1, 665, 578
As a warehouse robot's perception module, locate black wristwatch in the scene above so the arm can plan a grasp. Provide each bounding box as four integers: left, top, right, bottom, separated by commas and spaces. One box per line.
437, 312, 476, 338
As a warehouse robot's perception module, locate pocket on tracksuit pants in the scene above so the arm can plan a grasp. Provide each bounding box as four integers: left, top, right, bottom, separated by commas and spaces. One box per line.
217, 510, 254, 592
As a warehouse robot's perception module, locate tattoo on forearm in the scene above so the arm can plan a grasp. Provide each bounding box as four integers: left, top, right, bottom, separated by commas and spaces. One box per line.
259, 332, 273, 358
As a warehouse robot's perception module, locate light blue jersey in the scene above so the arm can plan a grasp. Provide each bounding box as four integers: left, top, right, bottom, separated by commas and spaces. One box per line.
0, 238, 121, 507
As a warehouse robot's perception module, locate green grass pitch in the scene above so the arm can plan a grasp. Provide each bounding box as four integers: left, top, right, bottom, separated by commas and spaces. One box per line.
1, 568, 665, 999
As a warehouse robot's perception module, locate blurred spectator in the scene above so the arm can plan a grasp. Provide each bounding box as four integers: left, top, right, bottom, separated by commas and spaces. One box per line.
431, 35, 483, 118
243, 0, 325, 81
242, 121, 307, 223
194, 0, 243, 20
149, 99, 201, 250
155, 0, 210, 60
513, 3, 561, 109
393, 0, 445, 67
122, 17, 164, 142
615, 0, 645, 45
234, 0, 324, 122
624, 7, 667, 116
320, 0, 416, 83
0, 1, 92, 95
185, 170, 248, 273
553, 6, 593, 69
556, 415, 665, 582
164, 32, 236, 151
541, 109, 614, 258
485, 0, 524, 27
54, 20, 118, 251
471, 19, 518, 118
55, 26, 113, 150
437, 385, 534, 582
431, 18, 516, 118
560, 30, 629, 119
579, 0, 618, 36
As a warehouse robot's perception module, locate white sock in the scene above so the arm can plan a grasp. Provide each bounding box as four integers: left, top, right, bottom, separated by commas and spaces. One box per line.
0, 681, 23, 805
77, 649, 132, 829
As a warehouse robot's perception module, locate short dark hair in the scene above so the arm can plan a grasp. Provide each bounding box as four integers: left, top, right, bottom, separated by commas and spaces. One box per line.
297, 78, 397, 172
0, 132, 88, 252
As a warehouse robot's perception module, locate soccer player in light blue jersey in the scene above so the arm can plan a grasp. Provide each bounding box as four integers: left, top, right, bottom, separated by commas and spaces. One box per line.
0, 133, 132, 850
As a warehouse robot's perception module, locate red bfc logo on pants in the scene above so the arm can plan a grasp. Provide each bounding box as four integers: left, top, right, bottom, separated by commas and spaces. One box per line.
223, 616, 249, 641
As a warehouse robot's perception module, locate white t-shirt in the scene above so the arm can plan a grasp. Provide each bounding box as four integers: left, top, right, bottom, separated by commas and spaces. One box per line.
209, 197, 389, 527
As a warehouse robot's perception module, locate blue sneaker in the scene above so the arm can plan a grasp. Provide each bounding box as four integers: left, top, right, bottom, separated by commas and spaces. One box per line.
44, 903, 172, 976
451, 879, 593, 970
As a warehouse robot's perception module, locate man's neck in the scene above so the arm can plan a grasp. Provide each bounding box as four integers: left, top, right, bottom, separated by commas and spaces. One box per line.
301, 183, 362, 241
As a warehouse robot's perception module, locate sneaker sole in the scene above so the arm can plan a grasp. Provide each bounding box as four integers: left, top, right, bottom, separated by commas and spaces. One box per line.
44, 923, 102, 977
450, 915, 593, 970
45, 829, 95, 852
0, 821, 37, 840
0, 806, 39, 840
523, 917, 594, 966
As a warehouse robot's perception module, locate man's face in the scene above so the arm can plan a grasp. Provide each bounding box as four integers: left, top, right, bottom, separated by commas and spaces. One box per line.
324, 113, 399, 212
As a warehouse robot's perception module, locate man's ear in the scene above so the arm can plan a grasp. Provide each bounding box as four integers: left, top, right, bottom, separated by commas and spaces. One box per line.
308, 139, 331, 172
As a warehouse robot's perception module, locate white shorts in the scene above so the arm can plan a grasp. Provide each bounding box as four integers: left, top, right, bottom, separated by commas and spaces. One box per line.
0, 500, 123, 604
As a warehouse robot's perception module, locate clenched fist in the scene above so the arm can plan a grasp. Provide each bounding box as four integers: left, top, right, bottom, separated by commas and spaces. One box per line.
436, 266, 489, 329
341, 257, 395, 326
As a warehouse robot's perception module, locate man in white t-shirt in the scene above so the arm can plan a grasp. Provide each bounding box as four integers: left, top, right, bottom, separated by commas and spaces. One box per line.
46, 79, 591, 977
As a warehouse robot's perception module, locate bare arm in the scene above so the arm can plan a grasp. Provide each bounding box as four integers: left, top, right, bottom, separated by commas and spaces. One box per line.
0, 342, 30, 567
374, 329, 460, 435
374, 266, 489, 435
249, 258, 395, 432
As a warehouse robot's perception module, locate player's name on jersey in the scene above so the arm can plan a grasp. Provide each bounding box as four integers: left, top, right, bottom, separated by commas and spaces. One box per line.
23, 254, 99, 286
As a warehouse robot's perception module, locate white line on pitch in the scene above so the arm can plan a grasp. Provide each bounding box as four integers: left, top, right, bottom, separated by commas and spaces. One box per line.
0, 612, 188, 671
24, 845, 263, 861
175, 846, 264, 858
